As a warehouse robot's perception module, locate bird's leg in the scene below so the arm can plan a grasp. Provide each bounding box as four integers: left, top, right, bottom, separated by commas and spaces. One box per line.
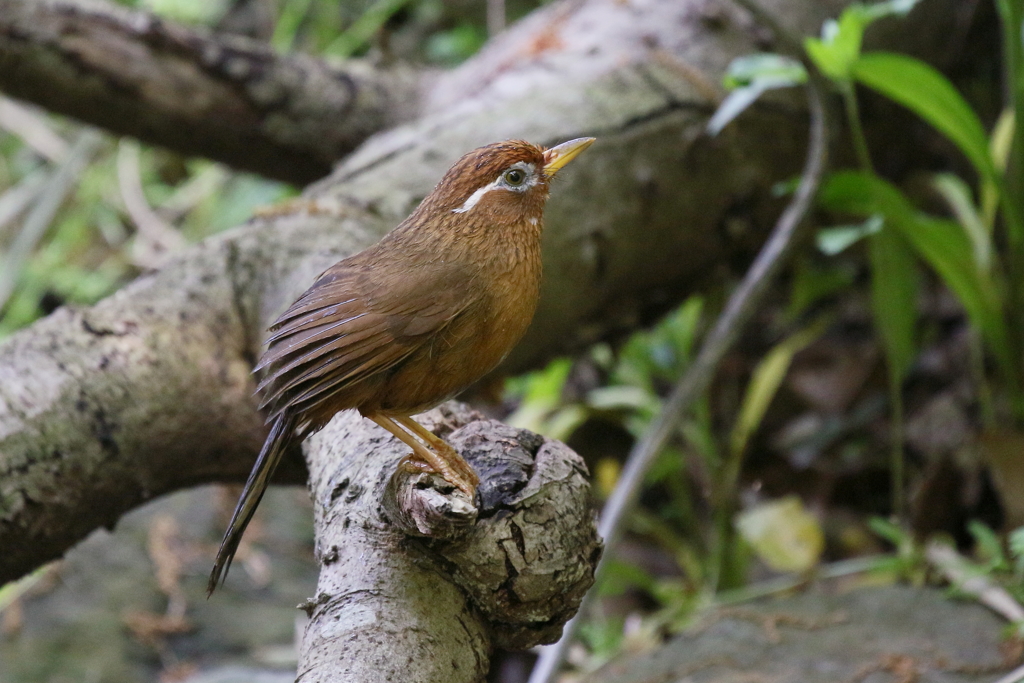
368, 414, 477, 498
394, 415, 480, 488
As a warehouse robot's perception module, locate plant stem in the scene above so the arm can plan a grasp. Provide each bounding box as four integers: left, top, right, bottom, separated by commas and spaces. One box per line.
971, 329, 998, 430
889, 382, 905, 521
844, 85, 874, 173
842, 80, 912, 522
714, 554, 888, 605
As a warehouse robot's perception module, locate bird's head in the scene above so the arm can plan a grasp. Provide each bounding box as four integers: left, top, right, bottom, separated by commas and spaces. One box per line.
417, 138, 595, 230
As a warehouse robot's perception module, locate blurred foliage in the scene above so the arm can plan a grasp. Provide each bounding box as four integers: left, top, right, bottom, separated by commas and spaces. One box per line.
504, 0, 1024, 675
714, 0, 1024, 514
0, 0, 551, 339
0, 120, 294, 336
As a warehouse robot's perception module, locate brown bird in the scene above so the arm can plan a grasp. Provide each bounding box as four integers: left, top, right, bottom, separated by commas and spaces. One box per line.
209, 137, 595, 593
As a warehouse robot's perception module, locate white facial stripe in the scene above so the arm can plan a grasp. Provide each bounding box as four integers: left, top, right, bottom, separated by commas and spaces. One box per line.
451, 162, 540, 214
452, 179, 500, 214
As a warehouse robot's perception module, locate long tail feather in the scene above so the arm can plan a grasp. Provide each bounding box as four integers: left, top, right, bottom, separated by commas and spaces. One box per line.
208, 413, 293, 595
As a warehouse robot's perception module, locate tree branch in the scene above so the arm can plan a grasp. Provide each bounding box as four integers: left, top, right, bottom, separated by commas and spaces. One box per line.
0, 0, 422, 183
297, 403, 599, 681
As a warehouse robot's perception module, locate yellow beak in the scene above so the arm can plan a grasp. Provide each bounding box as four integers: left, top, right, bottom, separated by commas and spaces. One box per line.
543, 137, 596, 176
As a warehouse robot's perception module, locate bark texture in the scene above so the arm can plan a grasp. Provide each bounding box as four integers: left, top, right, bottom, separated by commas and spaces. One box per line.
0, 0, 422, 183
299, 403, 599, 682
0, 0, 962, 584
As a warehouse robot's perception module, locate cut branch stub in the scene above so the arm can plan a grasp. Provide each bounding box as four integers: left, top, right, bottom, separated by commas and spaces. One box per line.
384, 416, 602, 651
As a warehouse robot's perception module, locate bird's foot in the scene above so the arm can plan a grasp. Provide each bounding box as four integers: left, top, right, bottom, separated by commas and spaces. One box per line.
397, 452, 477, 500
437, 442, 480, 490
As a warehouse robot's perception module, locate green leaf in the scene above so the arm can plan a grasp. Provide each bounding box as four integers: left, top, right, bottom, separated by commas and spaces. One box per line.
707, 84, 776, 135
967, 520, 1006, 568
596, 560, 656, 597
821, 172, 1013, 381
271, 0, 315, 52
425, 23, 488, 66
587, 385, 659, 412
805, 16, 862, 81
504, 357, 574, 434
932, 173, 992, 271
709, 54, 806, 135
983, 109, 1015, 228
723, 53, 807, 89
803, 0, 921, 81
852, 52, 997, 181
816, 214, 884, 255
787, 257, 855, 319
729, 317, 830, 458
140, 0, 223, 24
868, 516, 909, 545
1009, 526, 1024, 579
324, 0, 413, 58
869, 226, 918, 382
736, 496, 825, 573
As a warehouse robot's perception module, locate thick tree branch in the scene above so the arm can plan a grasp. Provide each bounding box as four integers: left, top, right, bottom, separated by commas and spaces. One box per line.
0, 0, 422, 183
297, 404, 598, 682
0, 0, 964, 585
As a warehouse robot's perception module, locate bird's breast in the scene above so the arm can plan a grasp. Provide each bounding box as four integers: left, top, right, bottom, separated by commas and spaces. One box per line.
373, 229, 543, 415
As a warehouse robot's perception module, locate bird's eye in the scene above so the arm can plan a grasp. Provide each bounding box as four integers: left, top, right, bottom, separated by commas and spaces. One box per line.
503, 168, 527, 186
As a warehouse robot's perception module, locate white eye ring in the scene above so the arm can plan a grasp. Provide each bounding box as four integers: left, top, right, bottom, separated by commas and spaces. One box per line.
498, 162, 536, 191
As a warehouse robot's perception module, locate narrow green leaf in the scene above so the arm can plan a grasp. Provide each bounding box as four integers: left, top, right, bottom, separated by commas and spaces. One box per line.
932, 173, 992, 271
723, 53, 807, 89
852, 52, 997, 181
324, 0, 412, 57
707, 84, 773, 135
729, 317, 829, 458
821, 172, 1013, 380
868, 515, 909, 545
983, 109, 1015, 228
710, 55, 807, 135
816, 214, 883, 255
869, 227, 918, 382
787, 257, 855, 320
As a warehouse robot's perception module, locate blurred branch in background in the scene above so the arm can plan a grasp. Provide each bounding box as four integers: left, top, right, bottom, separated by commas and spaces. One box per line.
0, 0, 422, 183
115, 139, 186, 270
0, 98, 69, 164
0, 169, 48, 240
487, 0, 506, 36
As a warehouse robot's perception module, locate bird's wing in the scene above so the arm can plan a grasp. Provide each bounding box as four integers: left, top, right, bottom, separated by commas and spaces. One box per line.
255, 258, 478, 420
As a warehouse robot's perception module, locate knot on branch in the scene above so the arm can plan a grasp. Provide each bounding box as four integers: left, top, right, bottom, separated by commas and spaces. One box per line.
382, 408, 602, 650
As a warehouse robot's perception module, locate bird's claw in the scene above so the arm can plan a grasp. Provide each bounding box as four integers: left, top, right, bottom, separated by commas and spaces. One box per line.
398, 453, 477, 500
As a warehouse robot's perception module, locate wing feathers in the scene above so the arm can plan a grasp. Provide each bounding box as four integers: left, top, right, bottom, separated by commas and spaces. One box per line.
255, 259, 479, 419
258, 328, 391, 410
